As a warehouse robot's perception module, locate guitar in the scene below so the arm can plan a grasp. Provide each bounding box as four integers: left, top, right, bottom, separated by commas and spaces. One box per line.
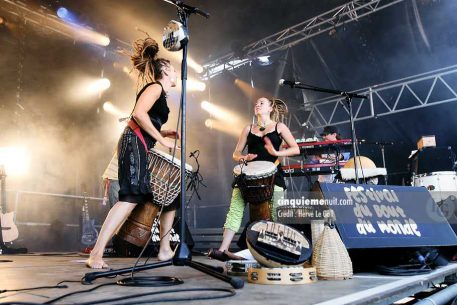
0, 165, 19, 243
80, 192, 98, 246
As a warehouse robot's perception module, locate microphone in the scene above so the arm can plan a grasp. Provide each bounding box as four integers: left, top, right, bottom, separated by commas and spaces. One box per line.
279, 79, 299, 87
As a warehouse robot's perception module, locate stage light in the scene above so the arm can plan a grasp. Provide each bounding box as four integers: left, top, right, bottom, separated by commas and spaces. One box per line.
71, 77, 111, 100
57, 7, 69, 19
204, 119, 240, 137
257, 56, 271, 65
88, 78, 111, 92
0, 146, 30, 177
177, 78, 206, 92
56, 7, 79, 24
103, 101, 127, 118
0, 16, 6, 27
75, 27, 110, 46
201, 101, 240, 124
188, 58, 204, 73
56, 7, 110, 46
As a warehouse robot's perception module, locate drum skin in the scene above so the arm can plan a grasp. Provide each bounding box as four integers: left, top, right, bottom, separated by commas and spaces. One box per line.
246, 220, 312, 268
116, 202, 159, 247
233, 161, 277, 221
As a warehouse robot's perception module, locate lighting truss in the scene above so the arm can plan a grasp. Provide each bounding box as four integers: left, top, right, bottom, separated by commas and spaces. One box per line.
0, 0, 129, 49
304, 64, 457, 129
202, 0, 409, 79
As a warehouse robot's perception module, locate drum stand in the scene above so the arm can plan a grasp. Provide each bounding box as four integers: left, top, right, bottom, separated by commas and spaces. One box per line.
82, 2, 244, 289
281, 83, 367, 184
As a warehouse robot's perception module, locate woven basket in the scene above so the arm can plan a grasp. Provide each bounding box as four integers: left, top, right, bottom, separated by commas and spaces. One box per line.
312, 224, 353, 280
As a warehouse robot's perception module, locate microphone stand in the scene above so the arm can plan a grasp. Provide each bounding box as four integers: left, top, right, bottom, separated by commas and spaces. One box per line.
283, 82, 367, 184
83, 1, 243, 289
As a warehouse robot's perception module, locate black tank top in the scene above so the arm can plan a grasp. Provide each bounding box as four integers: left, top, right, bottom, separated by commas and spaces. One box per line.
245, 123, 286, 189
133, 82, 170, 147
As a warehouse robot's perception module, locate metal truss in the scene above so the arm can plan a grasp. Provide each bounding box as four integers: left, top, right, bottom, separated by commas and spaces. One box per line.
304, 64, 457, 129
202, 0, 408, 79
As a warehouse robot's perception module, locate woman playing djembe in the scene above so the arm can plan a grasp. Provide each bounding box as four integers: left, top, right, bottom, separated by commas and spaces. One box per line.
208, 97, 299, 261
86, 37, 180, 269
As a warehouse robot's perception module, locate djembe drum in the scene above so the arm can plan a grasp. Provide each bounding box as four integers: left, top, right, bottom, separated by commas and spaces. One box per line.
117, 148, 193, 247
233, 161, 277, 222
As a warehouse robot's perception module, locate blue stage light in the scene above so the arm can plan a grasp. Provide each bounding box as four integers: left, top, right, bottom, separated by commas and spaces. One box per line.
57, 7, 69, 19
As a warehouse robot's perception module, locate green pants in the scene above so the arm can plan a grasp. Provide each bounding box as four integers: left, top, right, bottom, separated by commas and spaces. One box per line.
223, 185, 284, 232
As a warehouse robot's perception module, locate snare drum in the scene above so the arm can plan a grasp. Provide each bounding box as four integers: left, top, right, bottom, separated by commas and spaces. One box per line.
233, 161, 277, 222
413, 171, 457, 202
148, 148, 193, 207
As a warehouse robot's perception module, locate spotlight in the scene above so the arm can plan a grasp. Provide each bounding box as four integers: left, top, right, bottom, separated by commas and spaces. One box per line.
57, 7, 69, 19
103, 101, 127, 118
0, 146, 30, 177
257, 56, 272, 66
203, 118, 241, 137
188, 57, 204, 73
0, 16, 6, 27
178, 78, 206, 92
89, 78, 111, 92
201, 101, 240, 124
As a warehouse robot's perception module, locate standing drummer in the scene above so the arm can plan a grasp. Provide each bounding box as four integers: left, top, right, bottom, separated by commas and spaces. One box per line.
86, 37, 180, 269
208, 97, 299, 261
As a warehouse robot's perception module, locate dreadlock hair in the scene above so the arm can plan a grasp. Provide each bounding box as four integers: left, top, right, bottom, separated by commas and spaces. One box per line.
268, 98, 288, 122
130, 37, 170, 86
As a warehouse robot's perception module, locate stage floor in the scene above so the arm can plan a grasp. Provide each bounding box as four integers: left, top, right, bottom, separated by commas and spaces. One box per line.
1, 253, 457, 305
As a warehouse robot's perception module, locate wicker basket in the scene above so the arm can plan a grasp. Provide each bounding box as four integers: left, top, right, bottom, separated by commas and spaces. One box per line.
312, 224, 353, 280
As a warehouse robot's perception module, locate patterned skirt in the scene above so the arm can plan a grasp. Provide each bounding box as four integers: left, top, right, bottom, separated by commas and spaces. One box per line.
118, 127, 154, 204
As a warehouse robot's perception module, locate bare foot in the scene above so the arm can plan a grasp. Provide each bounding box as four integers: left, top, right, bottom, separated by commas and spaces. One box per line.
85, 256, 109, 269
158, 248, 174, 261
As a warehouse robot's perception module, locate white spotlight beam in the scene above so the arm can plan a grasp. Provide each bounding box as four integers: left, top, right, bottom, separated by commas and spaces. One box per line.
1, 0, 115, 47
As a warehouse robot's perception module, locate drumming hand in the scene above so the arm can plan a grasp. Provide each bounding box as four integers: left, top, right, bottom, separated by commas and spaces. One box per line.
160, 138, 180, 150
263, 137, 277, 157
241, 153, 257, 162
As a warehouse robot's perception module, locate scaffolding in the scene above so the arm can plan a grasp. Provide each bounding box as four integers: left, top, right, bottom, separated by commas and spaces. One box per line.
202, 0, 408, 79
304, 64, 457, 129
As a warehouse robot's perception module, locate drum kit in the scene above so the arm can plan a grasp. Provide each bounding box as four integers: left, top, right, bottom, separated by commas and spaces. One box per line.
412, 171, 457, 203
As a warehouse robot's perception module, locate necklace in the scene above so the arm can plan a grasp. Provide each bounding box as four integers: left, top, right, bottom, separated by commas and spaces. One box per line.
257, 120, 271, 132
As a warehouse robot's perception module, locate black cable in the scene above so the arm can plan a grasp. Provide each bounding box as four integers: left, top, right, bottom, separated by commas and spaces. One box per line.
43, 283, 115, 304
0, 281, 80, 295
116, 276, 183, 287
0, 282, 235, 305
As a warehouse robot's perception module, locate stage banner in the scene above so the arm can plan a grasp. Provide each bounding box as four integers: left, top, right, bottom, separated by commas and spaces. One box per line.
276, 183, 457, 248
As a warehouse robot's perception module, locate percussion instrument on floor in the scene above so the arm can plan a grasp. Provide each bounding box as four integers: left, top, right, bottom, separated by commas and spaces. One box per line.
117, 149, 192, 247
248, 266, 317, 285
116, 202, 160, 247
246, 220, 312, 268
226, 260, 260, 276
233, 161, 277, 221
413, 171, 457, 202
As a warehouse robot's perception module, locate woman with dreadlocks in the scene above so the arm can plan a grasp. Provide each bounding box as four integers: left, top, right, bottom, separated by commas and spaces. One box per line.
86, 37, 180, 269
208, 97, 299, 261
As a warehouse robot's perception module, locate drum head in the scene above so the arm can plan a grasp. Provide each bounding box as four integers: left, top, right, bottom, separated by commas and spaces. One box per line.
149, 148, 193, 171
233, 161, 277, 178
246, 220, 312, 268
